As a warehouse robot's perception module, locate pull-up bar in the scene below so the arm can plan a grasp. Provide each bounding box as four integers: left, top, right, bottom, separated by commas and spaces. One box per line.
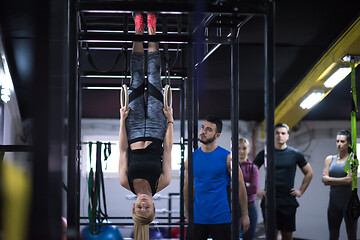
0, 145, 33, 152
78, 1, 267, 15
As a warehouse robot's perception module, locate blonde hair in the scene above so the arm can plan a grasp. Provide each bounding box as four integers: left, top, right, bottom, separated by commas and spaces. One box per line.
132, 206, 156, 240
239, 137, 250, 148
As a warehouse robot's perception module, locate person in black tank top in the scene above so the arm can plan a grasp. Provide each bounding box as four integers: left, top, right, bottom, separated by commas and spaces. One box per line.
118, 12, 174, 240
322, 130, 357, 240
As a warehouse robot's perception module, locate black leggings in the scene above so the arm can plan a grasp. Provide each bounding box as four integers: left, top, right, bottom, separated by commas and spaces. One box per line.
328, 189, 357, 240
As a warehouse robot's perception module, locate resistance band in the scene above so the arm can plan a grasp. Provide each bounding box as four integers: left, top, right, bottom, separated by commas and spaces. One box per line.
87, 141, 111, 234
344, 62, 359, 190
344, 61, 360, 222
103, 142, 111, 170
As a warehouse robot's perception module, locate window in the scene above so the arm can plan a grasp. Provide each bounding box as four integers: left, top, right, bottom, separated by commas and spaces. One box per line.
171, 144, 187, 171
82, 135, 119, 177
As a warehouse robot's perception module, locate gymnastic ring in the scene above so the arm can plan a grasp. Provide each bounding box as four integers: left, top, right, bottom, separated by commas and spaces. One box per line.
164, 85, 172, 108
120, 84, 129, 110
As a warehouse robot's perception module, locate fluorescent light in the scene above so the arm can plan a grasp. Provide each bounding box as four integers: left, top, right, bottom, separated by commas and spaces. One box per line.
324, 67, 351, 88
0, 87, 10, 103
0, 51, 14, 103
300, 91, 325, 109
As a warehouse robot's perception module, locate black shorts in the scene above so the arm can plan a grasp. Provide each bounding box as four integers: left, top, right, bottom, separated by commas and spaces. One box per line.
186, 223, 231, 240
261, 198, 297, 232
276, 209, 296, 232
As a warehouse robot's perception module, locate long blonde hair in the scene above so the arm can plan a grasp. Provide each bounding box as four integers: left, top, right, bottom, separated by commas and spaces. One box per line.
132, 206, 155, 240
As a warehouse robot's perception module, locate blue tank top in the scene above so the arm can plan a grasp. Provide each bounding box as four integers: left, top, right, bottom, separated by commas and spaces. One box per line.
193, 146, 231, 224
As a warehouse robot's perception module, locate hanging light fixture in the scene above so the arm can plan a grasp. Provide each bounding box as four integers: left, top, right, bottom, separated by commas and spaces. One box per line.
1, 86, 10, 103
323, 67, 351, 88
0, 54, 11, 103
300, 91, 325, 110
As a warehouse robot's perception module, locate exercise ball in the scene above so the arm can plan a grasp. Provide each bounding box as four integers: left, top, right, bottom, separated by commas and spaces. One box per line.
80, 224, 123, 240
158, 227, 169, 238
149, 227, 163, 239
170, 222, 187, 238
131, 227, 163, 239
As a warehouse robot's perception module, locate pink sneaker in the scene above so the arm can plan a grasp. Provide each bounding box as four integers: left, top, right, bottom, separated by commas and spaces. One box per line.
133, 12, 145, 34
147, 13, 157, 34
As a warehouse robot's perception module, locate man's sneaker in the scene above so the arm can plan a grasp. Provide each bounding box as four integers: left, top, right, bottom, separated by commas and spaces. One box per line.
147, 13, 157, 34
133, 12, 145, 34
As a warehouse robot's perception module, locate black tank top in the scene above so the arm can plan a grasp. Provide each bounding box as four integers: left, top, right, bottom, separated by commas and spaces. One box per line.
127, 139, 163, 196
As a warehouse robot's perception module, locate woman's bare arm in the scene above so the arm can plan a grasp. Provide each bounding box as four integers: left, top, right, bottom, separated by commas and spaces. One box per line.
119, 107, 130, 190
322, 155, 352, 186
157, 106, 173, 192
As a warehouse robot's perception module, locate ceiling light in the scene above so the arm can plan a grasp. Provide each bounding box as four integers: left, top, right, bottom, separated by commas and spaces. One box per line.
1, 87, 10, 103
323, 67, 351, 88
300, 91, 325, 109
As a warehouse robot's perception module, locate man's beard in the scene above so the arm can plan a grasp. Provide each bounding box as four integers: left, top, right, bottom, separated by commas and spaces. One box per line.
199, 134, 216, 144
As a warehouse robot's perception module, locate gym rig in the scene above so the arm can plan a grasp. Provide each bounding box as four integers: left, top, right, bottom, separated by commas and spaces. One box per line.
0, 0, 276, 239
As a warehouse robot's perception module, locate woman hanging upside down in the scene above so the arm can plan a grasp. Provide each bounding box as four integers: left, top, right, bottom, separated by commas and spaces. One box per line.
118, 12, 173, 240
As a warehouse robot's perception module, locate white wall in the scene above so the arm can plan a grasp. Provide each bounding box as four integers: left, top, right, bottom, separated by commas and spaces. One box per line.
80, 119, 360, 239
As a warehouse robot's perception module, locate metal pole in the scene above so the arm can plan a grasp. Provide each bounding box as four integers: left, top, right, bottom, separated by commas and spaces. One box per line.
230, 33, 240, 240
30, 1, 51, 237
186, 3, 196, 234
180, 83, 186, 240
186, 41, 194, 237
168, 193, 180, 232
264, 0, 276, 239
168, 193, 172, 228
193, 0, 204, 151
67, 0, 80, 238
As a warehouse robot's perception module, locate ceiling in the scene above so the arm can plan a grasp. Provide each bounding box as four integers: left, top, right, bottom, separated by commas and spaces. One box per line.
1, 0, 360, 126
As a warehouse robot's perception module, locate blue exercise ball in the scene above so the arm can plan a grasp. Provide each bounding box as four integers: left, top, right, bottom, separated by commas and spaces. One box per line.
80, 224, 123, 240
159, 227, 169, 238
149, 227, 163, 239
131, 227, 163, 239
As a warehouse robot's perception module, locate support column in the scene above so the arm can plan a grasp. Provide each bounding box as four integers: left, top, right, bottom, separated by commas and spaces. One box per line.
67, 0, 80, 239
179, 83, 186, 240
230, 36, 240, 240
264, 1, 276, 239
30, 0, 67, 239
186, 41, 194, 238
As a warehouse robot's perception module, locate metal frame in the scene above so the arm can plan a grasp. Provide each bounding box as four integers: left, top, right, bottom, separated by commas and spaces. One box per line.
1, 0, 276, 239
264, 1, 276, 239
66, 1, 276, 240
67, 0, 81, 239
26, 0, 68, 239
0, 145, 33, 152
77, 1, 266, 15
230, 30, 240, 240
0, 102, 3, 145
179, 82, 186, 239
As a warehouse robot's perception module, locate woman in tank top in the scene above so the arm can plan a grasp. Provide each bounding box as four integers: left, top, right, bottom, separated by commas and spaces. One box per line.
322, 130, 357, 240
118, 12, 173, 240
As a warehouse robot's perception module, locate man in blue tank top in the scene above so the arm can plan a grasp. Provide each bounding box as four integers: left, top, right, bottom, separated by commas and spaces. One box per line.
254, 123, 313, 240
184, 116, 250, 240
